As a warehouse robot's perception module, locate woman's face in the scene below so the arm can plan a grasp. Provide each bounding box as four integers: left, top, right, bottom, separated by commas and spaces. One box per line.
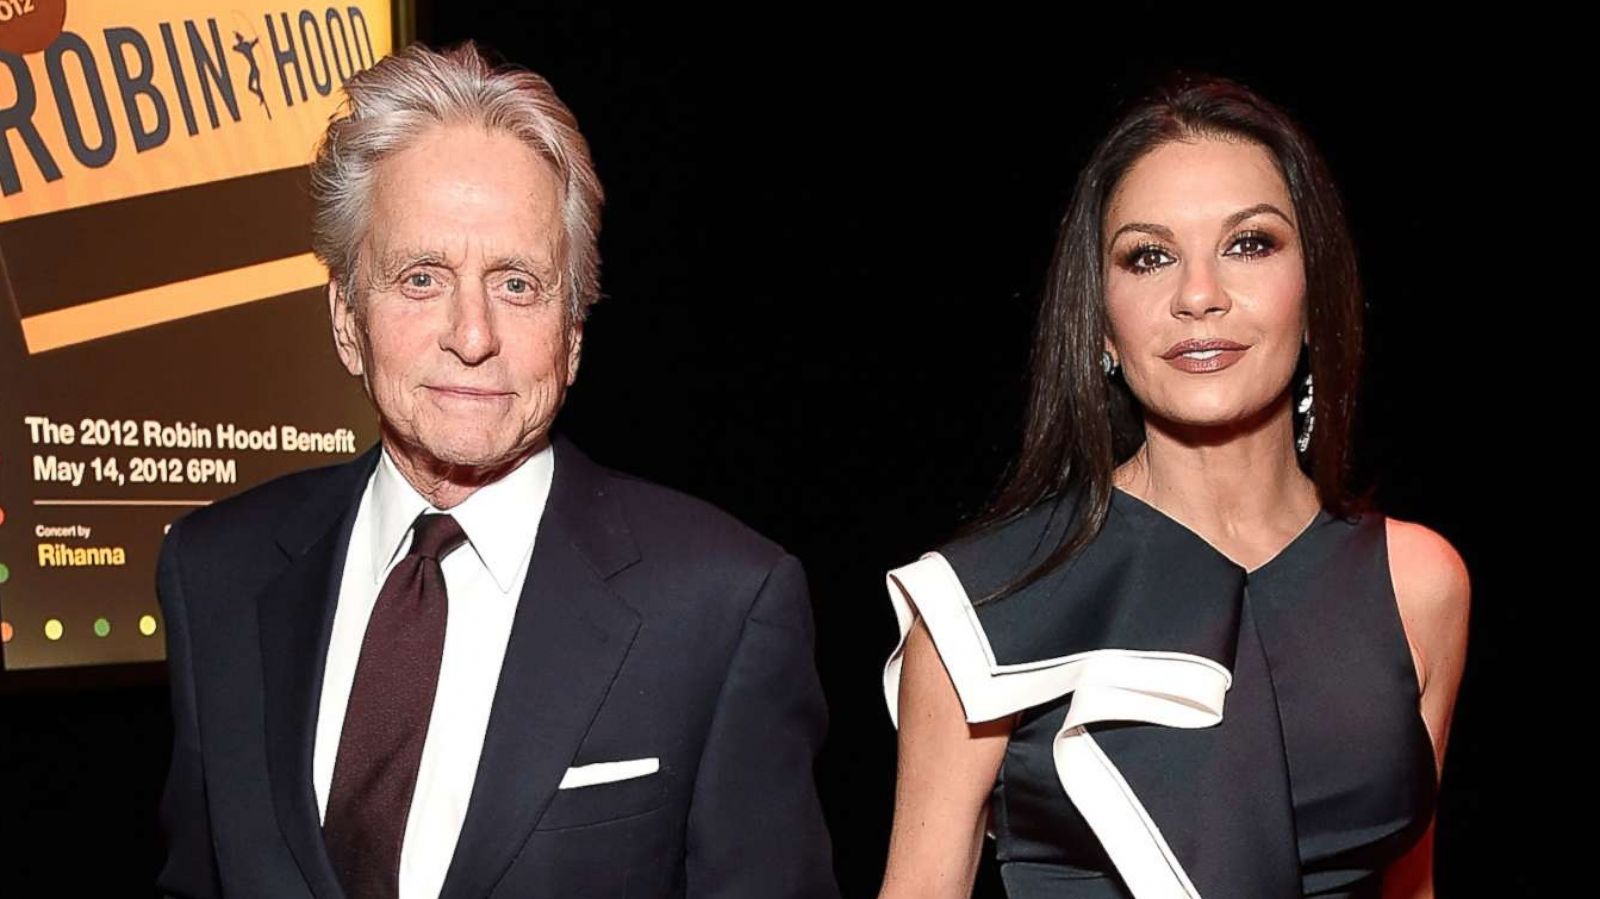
1102, 136, 1307, 433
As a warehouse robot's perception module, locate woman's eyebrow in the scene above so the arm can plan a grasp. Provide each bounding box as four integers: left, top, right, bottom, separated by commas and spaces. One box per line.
1108, 221, 1174, 244
1223, 202, 1296, 232
1108, 203, 1297, 246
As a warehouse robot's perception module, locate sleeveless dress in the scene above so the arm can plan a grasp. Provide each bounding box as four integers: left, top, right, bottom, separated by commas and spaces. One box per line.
882, 484, 1436, 899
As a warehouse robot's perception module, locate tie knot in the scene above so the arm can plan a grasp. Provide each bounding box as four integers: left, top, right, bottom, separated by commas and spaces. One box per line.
409, 512, 467, 561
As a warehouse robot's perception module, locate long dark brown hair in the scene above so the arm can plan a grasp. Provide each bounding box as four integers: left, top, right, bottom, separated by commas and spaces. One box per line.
966, 72, 1372, 603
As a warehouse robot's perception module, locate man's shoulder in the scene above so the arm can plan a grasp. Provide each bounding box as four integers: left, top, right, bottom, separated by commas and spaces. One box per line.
172, 451, 369, 549
593, 464, 787, 572
575, 454, 810, 632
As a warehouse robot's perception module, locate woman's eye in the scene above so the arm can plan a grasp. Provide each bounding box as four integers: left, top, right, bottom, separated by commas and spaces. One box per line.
1227, 231, 1277, 259
1122, 244, 1175, 274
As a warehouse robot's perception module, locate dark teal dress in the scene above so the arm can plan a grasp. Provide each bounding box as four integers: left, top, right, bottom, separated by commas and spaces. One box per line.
883, 484, 1436, 898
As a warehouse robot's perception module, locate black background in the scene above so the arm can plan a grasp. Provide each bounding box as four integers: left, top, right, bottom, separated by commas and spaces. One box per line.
1, 7, 1543, 897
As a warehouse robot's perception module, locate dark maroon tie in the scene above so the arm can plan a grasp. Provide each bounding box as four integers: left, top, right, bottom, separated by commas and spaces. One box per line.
323, 512, 467, 899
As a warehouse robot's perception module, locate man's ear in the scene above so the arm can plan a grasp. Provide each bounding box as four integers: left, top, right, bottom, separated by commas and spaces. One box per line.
565, 318, 584, 387
328, 279, 365, 377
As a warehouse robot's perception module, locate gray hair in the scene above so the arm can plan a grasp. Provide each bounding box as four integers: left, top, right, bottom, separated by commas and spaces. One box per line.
309, 41, 604, 320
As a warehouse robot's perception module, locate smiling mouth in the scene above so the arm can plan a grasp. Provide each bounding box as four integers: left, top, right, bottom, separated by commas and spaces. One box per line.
1162, 347, 1248, 374
1160, 338, 1250, 359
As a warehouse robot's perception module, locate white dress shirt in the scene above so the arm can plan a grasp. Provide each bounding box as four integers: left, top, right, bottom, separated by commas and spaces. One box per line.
312, 443, 555, 899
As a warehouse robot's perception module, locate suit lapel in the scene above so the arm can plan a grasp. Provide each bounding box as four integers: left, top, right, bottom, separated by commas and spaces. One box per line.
259, 445, 381, 899
438, 435, 642, 899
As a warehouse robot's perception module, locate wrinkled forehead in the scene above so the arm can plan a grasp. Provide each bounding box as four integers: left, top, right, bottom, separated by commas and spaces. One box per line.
360, 123, 568, 273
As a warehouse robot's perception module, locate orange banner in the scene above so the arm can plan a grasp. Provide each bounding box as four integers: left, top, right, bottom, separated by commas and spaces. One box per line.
0, 0, 393, 222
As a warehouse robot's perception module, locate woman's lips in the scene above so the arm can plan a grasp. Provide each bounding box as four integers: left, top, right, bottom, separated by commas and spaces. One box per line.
1162, 346, 1248, 373
1157, 338, 1250, 374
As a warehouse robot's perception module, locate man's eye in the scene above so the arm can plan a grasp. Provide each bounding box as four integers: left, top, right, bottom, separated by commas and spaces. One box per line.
501, 275, 549, 302
406, 272, 434, 289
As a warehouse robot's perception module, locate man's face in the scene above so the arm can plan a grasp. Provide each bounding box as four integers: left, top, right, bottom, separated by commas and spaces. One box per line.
329, 122, 581, 477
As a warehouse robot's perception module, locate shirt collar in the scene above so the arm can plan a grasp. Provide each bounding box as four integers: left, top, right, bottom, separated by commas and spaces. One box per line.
370, 442, 556, 594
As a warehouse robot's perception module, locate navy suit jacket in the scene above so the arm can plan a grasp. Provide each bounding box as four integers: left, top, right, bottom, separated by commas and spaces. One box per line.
155, 433, 839, 898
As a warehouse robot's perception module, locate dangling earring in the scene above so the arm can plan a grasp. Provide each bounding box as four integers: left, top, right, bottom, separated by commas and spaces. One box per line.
1101, 350, 1119, 378
1295, 372, 1315, 453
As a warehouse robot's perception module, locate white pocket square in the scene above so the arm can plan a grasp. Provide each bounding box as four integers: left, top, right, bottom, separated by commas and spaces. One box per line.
558, 757, 660, 789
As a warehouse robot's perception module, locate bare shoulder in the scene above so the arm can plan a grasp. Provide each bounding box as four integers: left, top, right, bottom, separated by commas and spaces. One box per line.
1385, 517, 1471, 633
1383, 516, 1471, 707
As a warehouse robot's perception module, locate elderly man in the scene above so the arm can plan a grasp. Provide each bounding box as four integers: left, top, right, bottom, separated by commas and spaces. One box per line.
155, 42, 837, 899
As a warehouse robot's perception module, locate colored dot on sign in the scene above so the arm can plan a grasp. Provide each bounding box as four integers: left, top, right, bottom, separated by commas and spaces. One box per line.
94, 617, 111, 637
44, 618, 64, 640
139, 614, 158, 636
0, 562, 9, 583
1, 620, 12, 643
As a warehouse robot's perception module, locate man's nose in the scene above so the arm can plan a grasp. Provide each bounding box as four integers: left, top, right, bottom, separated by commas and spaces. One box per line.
440, 280, 500, 364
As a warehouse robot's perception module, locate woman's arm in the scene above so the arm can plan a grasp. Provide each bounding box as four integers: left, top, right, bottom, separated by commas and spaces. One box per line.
879, 617, 1015, 899
1382, 518, 1472, 899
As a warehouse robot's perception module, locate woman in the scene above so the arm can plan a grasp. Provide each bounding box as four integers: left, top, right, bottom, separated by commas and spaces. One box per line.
878, 74, 1469, 899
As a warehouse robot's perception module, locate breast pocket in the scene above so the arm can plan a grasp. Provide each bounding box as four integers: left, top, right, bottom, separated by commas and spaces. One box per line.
534, 756, 671, 831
